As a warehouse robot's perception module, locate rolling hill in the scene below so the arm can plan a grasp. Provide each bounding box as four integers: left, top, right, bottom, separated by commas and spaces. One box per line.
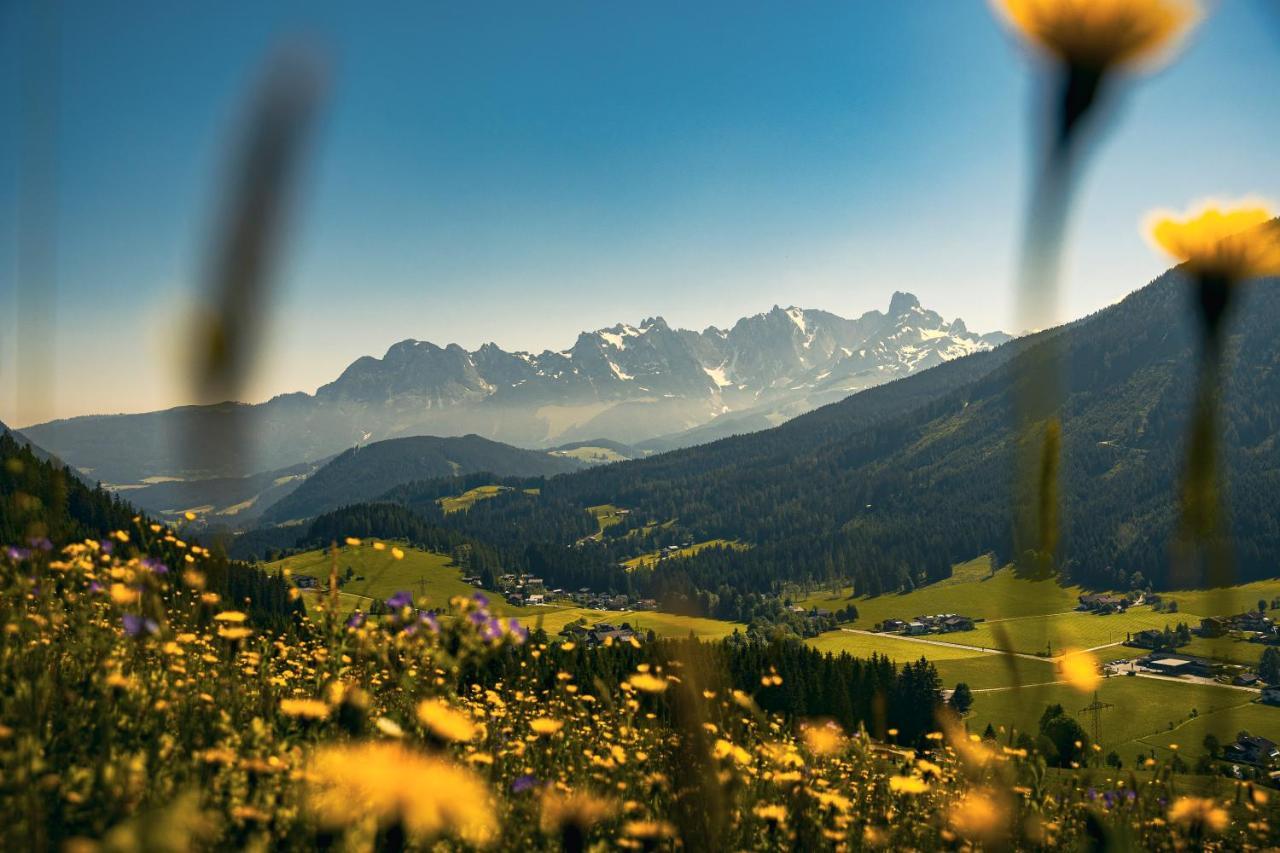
257, 434, 585, 524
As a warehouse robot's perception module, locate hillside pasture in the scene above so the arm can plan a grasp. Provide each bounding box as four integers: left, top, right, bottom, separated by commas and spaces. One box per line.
438, 485, 512, 514
622, 539, 748, 571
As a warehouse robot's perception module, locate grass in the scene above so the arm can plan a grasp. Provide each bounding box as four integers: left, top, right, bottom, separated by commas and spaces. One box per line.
438, 485, 512, 514
965, 675, 1264, 759
269, 543, 543, 617
621, 539, 748, 570
1159, 581, 1280, 618
794, 557, 1085, 625
1179, 635, 1270, 668
938, 608, 1200, 657
551, 445, 629, 463
805, 630, 985, 662
527, 606, 744, 640
584, 504, 627, 540
1132, 700, 1280, 761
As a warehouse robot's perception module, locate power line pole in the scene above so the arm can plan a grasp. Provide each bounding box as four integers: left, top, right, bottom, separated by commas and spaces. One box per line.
1078, 691, 1114, 745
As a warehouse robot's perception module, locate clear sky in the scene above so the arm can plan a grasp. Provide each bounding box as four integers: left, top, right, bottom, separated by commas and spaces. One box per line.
1, 1, 1278, 424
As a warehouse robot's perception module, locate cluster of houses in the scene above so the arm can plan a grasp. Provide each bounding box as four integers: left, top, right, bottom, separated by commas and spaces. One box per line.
558, 621, 642, 647
482, 573, 555, 607
616, 541, 696, 570
1199, 612, 1278, 639
878, 613, 977, 636
1077, 592, 1142, 614
1223, 733, 1280, 767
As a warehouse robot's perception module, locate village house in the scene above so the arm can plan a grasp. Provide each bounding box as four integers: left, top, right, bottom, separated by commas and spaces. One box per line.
1200, 616, 1229, 638
1223, 734, 1280, 767
1140, 653, 1215, 678
1077, 593, 1131, 614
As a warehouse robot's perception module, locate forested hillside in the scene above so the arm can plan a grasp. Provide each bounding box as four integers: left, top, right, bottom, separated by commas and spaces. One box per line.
258, 434, 584, 524
375, 271, 1279, 599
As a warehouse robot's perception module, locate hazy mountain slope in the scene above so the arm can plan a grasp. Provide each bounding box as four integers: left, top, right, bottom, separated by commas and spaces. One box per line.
428, 271, 1280, 592
22, 294, 1008, 484
258, 434, 585, 524
123, 458, 329, 525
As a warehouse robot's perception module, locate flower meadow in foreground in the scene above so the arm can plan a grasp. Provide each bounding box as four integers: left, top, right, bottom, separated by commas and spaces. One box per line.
0, 529, 1275, 850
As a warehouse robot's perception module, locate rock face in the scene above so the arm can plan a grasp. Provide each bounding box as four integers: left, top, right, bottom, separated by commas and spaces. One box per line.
21, 293, 1009, 483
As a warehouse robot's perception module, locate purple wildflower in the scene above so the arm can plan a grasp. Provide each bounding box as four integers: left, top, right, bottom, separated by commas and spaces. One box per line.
28, 537, 52, 552
385, 590, 413, 610
420, 610, 440, 634
468, 611, 487, 626
141, 557, 169, 575
506, 617, 528, 643
512, 774, 538, 793
5, 546, 29, 561
122, 614, 158, 637
482, 618, 503, 642
99, 539, 114, 555
345, 611, 366, 629
471, 591, 490, 609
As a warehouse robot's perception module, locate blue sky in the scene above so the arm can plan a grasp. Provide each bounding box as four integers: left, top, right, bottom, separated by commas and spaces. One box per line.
2, 1, 1278, 423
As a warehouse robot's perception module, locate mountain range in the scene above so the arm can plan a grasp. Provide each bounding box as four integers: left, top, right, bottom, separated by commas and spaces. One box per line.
19, 293, 1008, 486
322, 268, 1280, 596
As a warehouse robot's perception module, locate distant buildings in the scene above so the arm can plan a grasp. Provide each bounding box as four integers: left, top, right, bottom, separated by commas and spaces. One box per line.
1198, 612, 1277, 639
1223, 734, 1280, 767
560, 621, 640, 647
1077, 593, 1135, 614
1139, 653, 1215, 678
879, 613, 976, 636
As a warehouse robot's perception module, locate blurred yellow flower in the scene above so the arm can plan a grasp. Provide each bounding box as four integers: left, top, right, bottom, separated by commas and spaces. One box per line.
1146, 200, 1280, 281
417, 698, 477, 742
217, 626, 254, 640
306, 742, 494, 844
214, 610, 247, 623
1167, 796, 1228, 834
949, 790, 1007, 843
391, 547, 405, 560
801, 721, 844, 756
109, 584, 138, 605
280, 698, 330, 720
1059, 649, 1100, 692
539, 790, 615, 834
993, 0, 1199, 71
753, 803, 788, 827
344, 537, 361, 546
530, 717, 563, 736
628, 673, 668, 693
889, 775, 929, 794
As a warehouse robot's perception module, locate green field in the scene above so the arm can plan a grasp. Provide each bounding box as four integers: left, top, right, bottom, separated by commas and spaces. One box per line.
1157, 580, 1280, 619
551, 445, 629, 463
806, 629, 986, 662
270, 542, 538, 617
621, 539, 748, 570
1179, 635, 1270, 668
438, 485, 512, 514
270, 543, 745, 639
940, 608, 1197, 657
965, 674, 1271, 759
794, 557, 1085, 625
583, 504, 627, 540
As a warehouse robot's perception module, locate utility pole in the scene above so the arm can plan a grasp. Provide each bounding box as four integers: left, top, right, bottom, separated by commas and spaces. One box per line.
1078, 691, 1115, 745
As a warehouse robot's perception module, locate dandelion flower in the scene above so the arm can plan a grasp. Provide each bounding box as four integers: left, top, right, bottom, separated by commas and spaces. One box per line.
305, 742, 495, 844
280, 698, 331, 720
530, 717, 563, 736
539, 790, 615, 834
344, 537, 361, 546
628, 673, 668, 693
1059, 649, 1100, 692
391, 547, 405, 560
1167, 796, 1229, 834
214, 610, 247, 623
993, 0, 1199, 73
949, 790, 1007, 843
1146, 200, 1280, 284
889, 775, 929, 794
417, 698, 477, 742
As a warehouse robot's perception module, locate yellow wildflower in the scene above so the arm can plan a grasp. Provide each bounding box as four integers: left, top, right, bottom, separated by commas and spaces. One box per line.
213, 610, 247, 623
628, 673, 668, 693
1059, 649, 1100, 692
1146, 200, 1280, 282
539, 790, 615, 834
530, 717, 563, 736
279, 698, 331, 720
889, 775, 929, 794
992, 0, 1199, 72
1167, 796, 1229, 834
305, 742, 495, 844
417, 699, 477, 742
